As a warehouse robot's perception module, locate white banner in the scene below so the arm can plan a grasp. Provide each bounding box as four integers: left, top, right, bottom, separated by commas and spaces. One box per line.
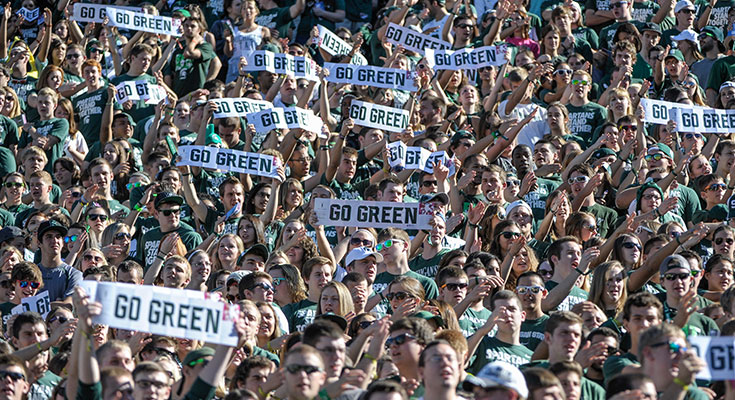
17, 7, 39, 22
177, 145, 280, 178
313, 198, 435, 229
324, 63, 418, 92
384, 23, 450, 55
241, 51, 318, 81
211, 97, 273, 118
106, 7, 182, 37
386, 141, 456, 175
349, 100, 409, 133
11, 291, 51, 318
671, 107, 735, 134
115, 81, 166, 105
640, 98, 709, 125
80, 281, 240, 346
689, 336, 735, 381
316, 25, 368, 65
71, 4, 140, 23
247, 107, 323, 134
425, 46, 508, 70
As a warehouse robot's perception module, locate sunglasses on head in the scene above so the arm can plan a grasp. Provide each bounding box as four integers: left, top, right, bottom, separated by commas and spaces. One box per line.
64, 235, 78, 243
441, 282, 468, 291
386, 291, 414, 302
622, 242, 641, 250
376, 239, 400, 251
160, 208, 181, 216
0, 370, 25, 382
645, 153, 664, 162
715, 237, 735, 246
285, 364, 323, 374
500, 231, 521, 240
516, 285, 543, 295
350, 237, 373, 247
386, 333, 417, 347
87, 214, 108, 222
663, 272, 690, 281
3, 182, 22, 188
19, 280, 40, 289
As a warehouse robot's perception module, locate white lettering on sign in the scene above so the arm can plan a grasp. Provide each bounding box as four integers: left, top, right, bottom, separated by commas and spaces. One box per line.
349, 100, 409, 133
11, 291, 51, 318
670, 106, 735, 134
248, 106, 324, 135
72, 4, 141, 23
386, 141, 456, 175
316, 25, 368, 65
384, 23, 451, 55
241, 51, 319, 81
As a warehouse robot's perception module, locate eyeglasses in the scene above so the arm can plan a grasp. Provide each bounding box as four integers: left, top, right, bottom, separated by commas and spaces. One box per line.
715, 237, 735, 246
500, 231, 521, 240
285, 364, 323, 374
568, 176, 590, 185
115, 232, 132, 241
253, 282, 275, 292
706, 183, 727, 191
0, 371, 25, 382
645, 153, 664, 162
359, 320, 375, 329
291, 156, 313, 164
441, 282, 468, 291
554, 69, 573, 76
18, 280, 40, 289
273, 277, 287, 286
187, 357, 209, 367
386, 291, 414, 302
583, 223, 597, 232
516, 285, 543, 295
663, 272, 690, 281
622, 242, 641, 250
386, 333, 417, 347
135, 380, 170, 390
350, 237, 373, 247
376, 239, 401, 251
64, 235, 79, 243
650, 341, 687, 354
49, 315, 69, 324
160, 209, 181, 216
619, 125, 637, 131
572, 79, 589, 86
83, 254, 105, 263
642, 194, 662, 201
506, 179, 520, 187
422, 180, 439, 187
3, 182, 22, 188
87, 214, 108, 222
683, 133, 703, 140
66, 53, 82, 59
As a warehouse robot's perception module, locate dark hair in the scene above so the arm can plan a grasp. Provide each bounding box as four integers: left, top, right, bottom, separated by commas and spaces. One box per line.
622, 292, 663, 321
389, 317, 435, 345
363, 380, 408, 400
230, 356, 272, 390
606, 373, 654, 399
12, 312, 45, 339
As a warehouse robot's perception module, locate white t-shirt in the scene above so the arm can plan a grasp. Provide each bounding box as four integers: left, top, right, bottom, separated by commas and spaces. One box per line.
498, 100, 548, 147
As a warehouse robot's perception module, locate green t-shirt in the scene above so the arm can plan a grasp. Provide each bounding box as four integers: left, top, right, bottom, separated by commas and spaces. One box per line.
581, 377, 606, 400
660, 298, 720, 337
520, 314, 549, 351
297, 0, 346, 35
0, 114, 18, 148
580, 203, 619, 238
409, 248, 450, 278
167, 42, 216, 97
706, 0, 735, 33
692, 204, 728, 223
469, 336, 533, 374
573, 27, 600, 49
707, 55, 735, 93
18, 118, 69, 174
670, 184, 702, 223
566, 102, 608, 146
523, 178, 560, 224
138, 223, 203, 270
30, 370, 61, 400
373, 270, 439, 300
545, 280, 588, 312
256, 7, 293, 39
73, 86, 116, 145
603, 352, 638, 385
459, 307, 491, 338
631, 0, 660, 22
282, 299, 317, 332
253, 345, 280, 366
320, 173, 368, 200
599, 20, 645, 49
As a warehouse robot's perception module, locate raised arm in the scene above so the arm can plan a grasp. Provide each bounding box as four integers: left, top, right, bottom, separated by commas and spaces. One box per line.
542, 247, 600, 312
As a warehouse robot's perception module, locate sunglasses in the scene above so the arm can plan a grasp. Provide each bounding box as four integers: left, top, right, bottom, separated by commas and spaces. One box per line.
115, 232, 132, 241
706, 183, 727, 191
506, 179, 520, 187
583, 223, 597, 231
64, 235, 79, 243
83, 255, 105, 263
273, 277, 287, 286
422, 180, 439, 187
49, 315, 69, 324
622, 242, 642, 250
285, 364, 323, 374
126, 182, 144, 191
651, 341, 687, 354
253, 282, 275, 292
715, 237, 735, 246
66, 53, 82, 59
568, 176, 590, 184
663, 272, 690, 281
70, 191, 82, 198
516, 285, 543, 295
571, 79, 589, 86
441, 282, 468, 291
539, 268, 553, 276
683, 133, 703, 140
0, 371, 24, 382
359, 320, 375, 329
386, 333, 417, 347
554, 69, 573, 76
691, 269, 701, 277
160, 209, 181, 216
187, 357, 209, 367
386, 291, 414, 302
500, 231, 521, 240
456, 23, 475, 29
376, 239, 401, 251
87, 214, 108, 222
3, 182, 22, 188
619, 125, 637, 131
19, 280, 40, 289
645, 153, 664, 162
521, 63, 535, 71
350, 237, 373, 247
89, 47, 103, 53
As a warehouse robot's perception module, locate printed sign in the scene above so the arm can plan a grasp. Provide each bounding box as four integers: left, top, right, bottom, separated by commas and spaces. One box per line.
71, 4, 140, 23
11, 291, 51, 318
640, 98, 708, 125
115, 81, 166, 104
671, 106, 735, 134
247, 106, 323, 134
425, 46, 508, 70
17, 7, 39, 22
106, 7, 182, 37
241, 51, 318, 81
689, 336, 735, 381
211, 97, 273, 118
324, 63, 418, 91
313, 198, 435, 229
384, 23, 451, 55
80, 281, 240, 346
349, 100, 409, 133
316, 25, 368, 65
177, 145, 279, 178
387, 141, 456, 175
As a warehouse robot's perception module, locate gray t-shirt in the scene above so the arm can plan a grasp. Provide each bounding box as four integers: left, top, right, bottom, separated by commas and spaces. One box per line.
38, 262, 83, 301
691, 56, 723, 90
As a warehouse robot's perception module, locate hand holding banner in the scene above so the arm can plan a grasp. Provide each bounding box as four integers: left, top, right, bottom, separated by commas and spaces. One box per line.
11, 291, 51, 318
689, 336, 735, 381
324, 63, 418, 92
316, 25, 368, 65
241, 51, 319, 81
670, 107, 735, 134
72, 4, 140, 23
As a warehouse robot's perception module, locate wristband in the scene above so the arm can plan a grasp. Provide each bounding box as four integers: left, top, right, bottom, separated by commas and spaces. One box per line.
469, 222, 480, 229
673, 377, 689, 391
36, 342, 43, 352
363, 352, 378, 362
574, 267, 590, 276
133, 203, 144, 212
676, 235, 683, 246
156, 254, 166, 261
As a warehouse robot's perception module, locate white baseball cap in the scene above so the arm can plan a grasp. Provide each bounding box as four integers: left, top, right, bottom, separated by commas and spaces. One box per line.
345, 247, 383, 266
671, 29, 700, 50
463, 361, 528, 399
505, 200, 532, 217
674, 0, 695, 12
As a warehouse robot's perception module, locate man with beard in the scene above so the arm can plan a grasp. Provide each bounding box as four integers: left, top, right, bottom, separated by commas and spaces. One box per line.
418, 341, 462, 400
164, 18, 216, 98
467, 291, 533, 373
566, 71, 607, 146
692, 26, 725, 89
418, 96, 446, 127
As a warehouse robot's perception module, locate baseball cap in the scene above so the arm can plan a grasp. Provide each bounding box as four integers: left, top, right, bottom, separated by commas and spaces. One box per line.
674, 0, 695, 12
640, 22, 662, 35
227, 270, 251, 286
345, 247, 383, 266
665, 48, 685, 62
660, 254, 691, 276
238, 244, 269, 263
648, 143, 674, 160
720, 81, 735, 92
701, 26, 724, 43
154, 192, 184, 209
182, 346, 215, 366
463, 361, 528, 399
591, 148, 617, 161
0, 226, 22, 245
314, 313, 348, 331
671, 29, 700, 50
505, 200, 532, 217
413, 310, 444, 328
37, 220, 68, 240
419, 192, 450, 205
113, 112, 137, 128
451, 130, 475, 145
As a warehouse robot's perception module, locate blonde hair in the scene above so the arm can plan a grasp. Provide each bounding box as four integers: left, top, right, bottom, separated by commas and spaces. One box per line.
588, 261, 627, 317
316, 281, 355, 318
